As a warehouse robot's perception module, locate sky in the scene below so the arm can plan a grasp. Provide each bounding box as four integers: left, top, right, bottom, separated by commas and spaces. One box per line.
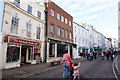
37, 0, 118, 39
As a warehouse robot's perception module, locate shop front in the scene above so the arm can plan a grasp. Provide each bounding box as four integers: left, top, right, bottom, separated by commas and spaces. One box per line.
3, 36, 41, 69
47, 38, 73, 62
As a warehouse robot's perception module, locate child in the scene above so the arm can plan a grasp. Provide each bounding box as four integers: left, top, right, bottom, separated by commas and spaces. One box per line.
70, 62, 74, 77
72, 61, 80, 80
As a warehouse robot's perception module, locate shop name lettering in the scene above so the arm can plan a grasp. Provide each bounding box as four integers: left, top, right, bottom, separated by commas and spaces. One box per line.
10, 38, 39, 45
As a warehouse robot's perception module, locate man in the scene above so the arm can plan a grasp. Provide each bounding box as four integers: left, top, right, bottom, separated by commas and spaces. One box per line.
61, 50, 72, 80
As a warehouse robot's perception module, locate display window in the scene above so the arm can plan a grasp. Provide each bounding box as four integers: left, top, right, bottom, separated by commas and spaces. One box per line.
6, 44, 20, 63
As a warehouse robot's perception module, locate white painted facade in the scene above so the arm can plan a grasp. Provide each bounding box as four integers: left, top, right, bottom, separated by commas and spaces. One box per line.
118, 1, 120, 50
2, 0, 45, 69
112, 38, 118, 51
73, 22, 89, 59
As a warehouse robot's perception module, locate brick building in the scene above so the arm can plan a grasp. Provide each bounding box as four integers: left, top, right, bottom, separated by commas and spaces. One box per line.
44, 0, 74, 62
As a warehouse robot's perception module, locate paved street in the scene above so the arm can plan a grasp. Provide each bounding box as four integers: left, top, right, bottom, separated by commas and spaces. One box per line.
28, 56, 115, 79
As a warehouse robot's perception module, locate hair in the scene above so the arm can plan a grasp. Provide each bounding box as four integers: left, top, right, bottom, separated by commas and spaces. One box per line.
65, 50, 68, 53
74, 63, 78, 66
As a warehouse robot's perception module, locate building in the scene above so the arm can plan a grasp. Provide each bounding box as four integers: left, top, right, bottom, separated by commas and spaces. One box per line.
2, 0, 45, 69
111, 38, 118, 51
0, 0, 4, 70
44, 0, 73, 62
118, 1, 120, 51
102, 35, 106, 51
73, 22, 89, 59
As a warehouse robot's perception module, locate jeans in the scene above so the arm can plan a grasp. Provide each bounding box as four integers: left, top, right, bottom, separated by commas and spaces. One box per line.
63, 62, 70, 80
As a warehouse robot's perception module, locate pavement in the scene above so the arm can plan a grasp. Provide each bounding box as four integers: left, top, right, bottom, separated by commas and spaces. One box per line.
2, 62, 62, 79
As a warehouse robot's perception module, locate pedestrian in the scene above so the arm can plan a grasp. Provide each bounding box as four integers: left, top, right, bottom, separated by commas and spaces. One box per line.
86, 51, 90, 60
105, 51, 109, 60
72, 61, 80, 80
93, 51, 97, 59
90, 51, 93, 61
83, 51, 86, 57
70, 62, 74, 78
79, 51, 83, 62
101, 52, 104, 60
61, 50, 72, 80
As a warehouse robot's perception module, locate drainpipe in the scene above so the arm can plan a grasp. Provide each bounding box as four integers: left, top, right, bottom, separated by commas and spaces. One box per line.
44, 3, 48, 63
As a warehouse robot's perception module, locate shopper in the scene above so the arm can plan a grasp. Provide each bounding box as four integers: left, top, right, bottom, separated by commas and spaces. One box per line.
61, 50, 72, 80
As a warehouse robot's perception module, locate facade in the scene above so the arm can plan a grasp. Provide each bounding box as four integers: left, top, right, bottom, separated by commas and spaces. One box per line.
118, 1, 120, 51
111, 38, 118, 51
73, 22, 89, 59
44, 0, 73, 62
0, 0, 4, 70
2, 0, 45, 69
105, 38, 111, 51
102, 35, 106, 51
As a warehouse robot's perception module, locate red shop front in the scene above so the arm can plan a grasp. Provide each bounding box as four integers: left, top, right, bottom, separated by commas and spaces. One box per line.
4, 36, 41, 69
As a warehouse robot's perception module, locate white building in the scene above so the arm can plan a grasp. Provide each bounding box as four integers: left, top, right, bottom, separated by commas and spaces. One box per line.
105, 38, 111, 51
2, 0, 45, 69
0, 0, 4, 71
112, 38, 118, 51
73, 22, 89, 59
118, 1, 120, 50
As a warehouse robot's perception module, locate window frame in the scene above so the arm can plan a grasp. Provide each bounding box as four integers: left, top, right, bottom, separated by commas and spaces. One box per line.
50, 9, 54, 17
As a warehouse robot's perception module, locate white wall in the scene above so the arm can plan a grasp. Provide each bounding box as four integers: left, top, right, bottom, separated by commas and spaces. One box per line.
0, 33, 2, 71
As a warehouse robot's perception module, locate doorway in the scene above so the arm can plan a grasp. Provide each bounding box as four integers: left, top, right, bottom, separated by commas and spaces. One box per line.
70, 46, 73, 59
21, 46, 27, 63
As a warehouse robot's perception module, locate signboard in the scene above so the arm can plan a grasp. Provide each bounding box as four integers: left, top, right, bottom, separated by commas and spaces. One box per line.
9, 37, 40, 46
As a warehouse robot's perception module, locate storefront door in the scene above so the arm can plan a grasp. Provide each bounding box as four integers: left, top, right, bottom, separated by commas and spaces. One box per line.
21, 46, 27, 63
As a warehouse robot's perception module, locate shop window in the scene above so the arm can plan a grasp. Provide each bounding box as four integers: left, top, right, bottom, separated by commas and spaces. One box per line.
49, 43, 55, 57
6, 46, 20, 63
57, 44, 68, 57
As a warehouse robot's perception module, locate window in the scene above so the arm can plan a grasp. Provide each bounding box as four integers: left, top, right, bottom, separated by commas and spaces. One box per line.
70, 32, 72, 40
49, 43, 55, 57
6, 44, 20, 63
37, 11, 41, 19
57, 26, 60, 36
75, 37, 76, 43
50, 9, 54, 17
11, 17, 19, 34
66, 30, 68, 38
57, 13, 60, 20
36, 27, 41, 39
65, 18, 68, 24
69, 21, 71, 26
14, 0, 20, 7
28, 5, 32, 14
50, 24, 54, 34
61, 28, 64, 37
26, 22, 31, 37
61, 16, 64, 22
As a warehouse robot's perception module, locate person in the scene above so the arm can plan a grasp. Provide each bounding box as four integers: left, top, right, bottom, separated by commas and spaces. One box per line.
72, 61, 80, 80
70, 62, 74, 78
86, 51, 90, 60
61, 50, 72, 80
93, 51, 97, 59
79, 51, 83, 62
101, 52, 104, 60
90, 51, 93, 61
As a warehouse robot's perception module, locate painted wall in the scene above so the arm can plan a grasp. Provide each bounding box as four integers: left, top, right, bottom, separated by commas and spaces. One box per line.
0, 0, 4, 32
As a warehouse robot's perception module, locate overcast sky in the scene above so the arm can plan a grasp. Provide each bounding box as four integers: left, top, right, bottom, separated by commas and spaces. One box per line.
37, 0, 118, 39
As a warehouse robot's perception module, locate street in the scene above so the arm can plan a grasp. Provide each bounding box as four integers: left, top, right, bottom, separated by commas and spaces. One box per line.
28, 56, 115, 79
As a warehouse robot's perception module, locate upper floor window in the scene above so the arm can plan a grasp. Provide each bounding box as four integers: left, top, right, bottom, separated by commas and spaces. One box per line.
26, 21, 31, 37
57, 13, 60, 20
28, 5, 32, 14
65, 18, 68, 24
70, 32, 72, 40
37, 11, 41, 19
14, 0, 20, 7
61, 16, 64, 22
61, 28, 64, 37
36, 26, 41, 39
50, 9, 54, 17
57, 26, 60, 36
69, 21, 71, 26
66, 30, 68, 38
50, 24, 54, 34
11, 17, 19, 34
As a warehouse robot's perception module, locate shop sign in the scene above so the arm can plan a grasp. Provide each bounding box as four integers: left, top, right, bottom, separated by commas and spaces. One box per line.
9, 37, 40, 46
